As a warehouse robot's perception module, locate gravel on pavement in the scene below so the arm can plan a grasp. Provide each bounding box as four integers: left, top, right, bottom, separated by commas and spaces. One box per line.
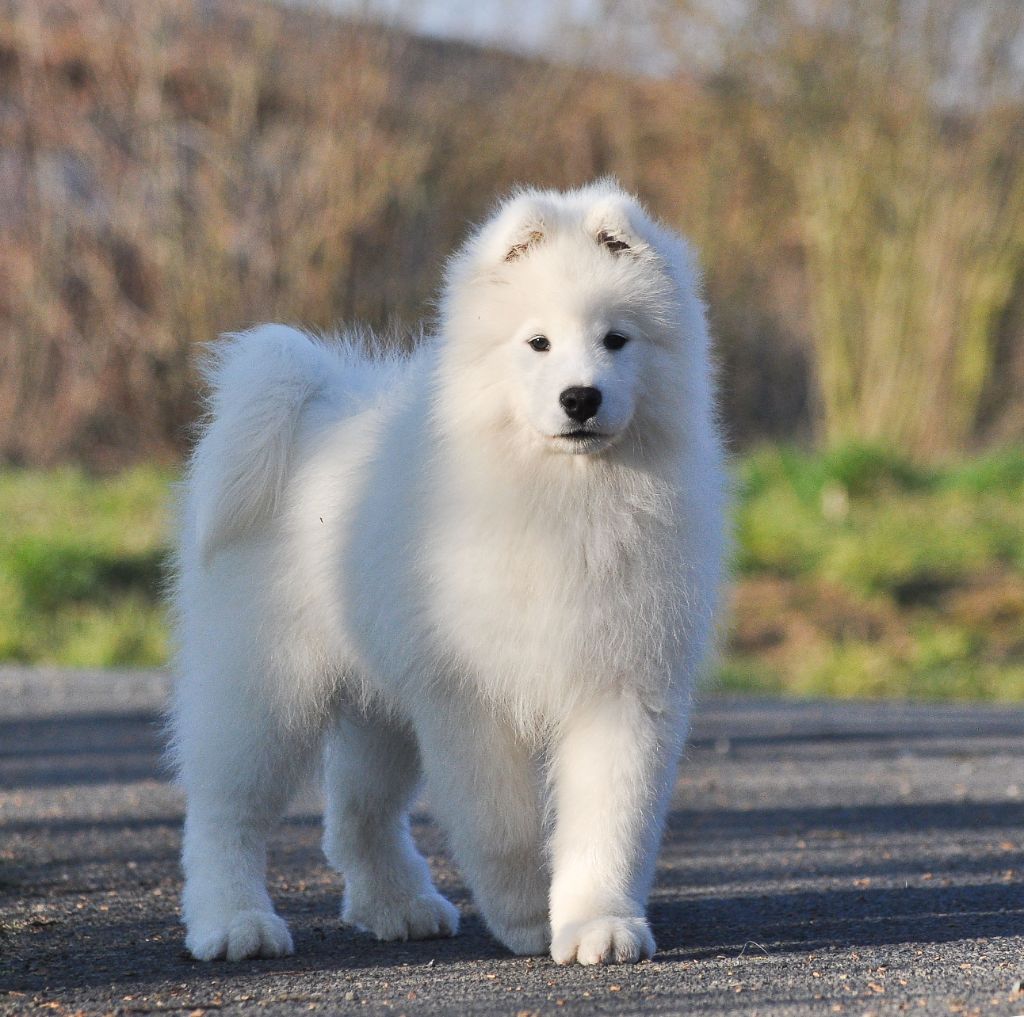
2, 668, 1024, 1016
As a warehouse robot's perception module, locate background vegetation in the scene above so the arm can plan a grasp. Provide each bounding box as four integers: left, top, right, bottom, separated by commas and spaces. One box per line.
1, 0, 1022, 697
4, 0, 1024, 465
3, 448, 1023, 700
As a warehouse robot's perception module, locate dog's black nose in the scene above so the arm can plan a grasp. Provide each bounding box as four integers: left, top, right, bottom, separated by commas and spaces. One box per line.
559, 386, 602, 423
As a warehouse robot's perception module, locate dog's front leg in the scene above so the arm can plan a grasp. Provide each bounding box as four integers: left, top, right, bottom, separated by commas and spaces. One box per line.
548, 689, 686, 965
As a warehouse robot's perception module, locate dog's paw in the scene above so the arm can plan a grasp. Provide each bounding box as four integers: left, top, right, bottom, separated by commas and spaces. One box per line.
186, 909, 294, 962
551, 915, 655, 965
343, 890, 460, 941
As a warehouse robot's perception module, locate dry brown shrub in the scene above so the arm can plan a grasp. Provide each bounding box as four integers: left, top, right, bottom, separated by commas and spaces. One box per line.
1, 0, 441, 466
2, 0, 1022, 466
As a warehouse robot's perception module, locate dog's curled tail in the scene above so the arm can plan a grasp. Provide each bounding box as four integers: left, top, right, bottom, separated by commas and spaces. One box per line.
189, 324, 335, 564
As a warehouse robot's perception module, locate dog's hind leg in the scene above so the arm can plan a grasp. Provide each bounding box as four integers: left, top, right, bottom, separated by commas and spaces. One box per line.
412, 696, 550, 956
322, 712, 459, 941
174, 674, 319, 962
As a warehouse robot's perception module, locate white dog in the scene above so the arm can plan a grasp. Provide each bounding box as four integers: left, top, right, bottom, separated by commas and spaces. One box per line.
169, 181, 727, 967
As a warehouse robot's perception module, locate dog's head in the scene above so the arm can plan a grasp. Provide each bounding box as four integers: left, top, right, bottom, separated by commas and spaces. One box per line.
437, 181, 711, 464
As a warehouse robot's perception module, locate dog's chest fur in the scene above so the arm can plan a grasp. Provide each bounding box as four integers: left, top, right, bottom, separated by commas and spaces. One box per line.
422, 465, 682, 717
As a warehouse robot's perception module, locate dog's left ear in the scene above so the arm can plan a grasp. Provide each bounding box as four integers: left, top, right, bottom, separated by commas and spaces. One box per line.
585, 196, 651, 258
596, 229, 632, 254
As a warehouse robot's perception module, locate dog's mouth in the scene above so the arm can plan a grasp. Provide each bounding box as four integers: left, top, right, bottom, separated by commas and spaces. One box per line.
550, 428, 612, 454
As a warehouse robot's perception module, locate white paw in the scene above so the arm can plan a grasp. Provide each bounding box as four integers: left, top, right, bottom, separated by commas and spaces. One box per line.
343, 890, 460, 941
551, 915, 655, 965
186, 909, 294, 962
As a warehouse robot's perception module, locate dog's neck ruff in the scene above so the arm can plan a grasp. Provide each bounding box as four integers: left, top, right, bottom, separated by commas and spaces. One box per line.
430, 414, 682, 559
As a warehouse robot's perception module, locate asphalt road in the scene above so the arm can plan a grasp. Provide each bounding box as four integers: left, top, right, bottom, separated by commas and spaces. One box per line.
2, 668, 1024, 1017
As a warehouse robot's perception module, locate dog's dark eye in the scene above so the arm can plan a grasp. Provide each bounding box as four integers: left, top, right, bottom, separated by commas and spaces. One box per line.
527, 335, 551, 352
603, 331, 630, 351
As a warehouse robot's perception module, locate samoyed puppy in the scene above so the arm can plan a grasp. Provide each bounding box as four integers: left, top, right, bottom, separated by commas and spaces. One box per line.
169, 180, 727, 967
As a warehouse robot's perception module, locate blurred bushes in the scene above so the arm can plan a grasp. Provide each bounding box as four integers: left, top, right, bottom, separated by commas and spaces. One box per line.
1, 0, 1023, 467
679, 0, 1024, 457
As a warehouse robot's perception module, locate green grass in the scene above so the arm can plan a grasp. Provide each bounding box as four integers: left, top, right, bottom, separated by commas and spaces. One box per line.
1, 446, 1023, 699
736, 444, 1024, 585
730, 444, 1024, 700
0, 467, 174, 666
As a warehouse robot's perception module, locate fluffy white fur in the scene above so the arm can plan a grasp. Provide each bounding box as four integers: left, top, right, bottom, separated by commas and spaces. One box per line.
169, 181, 728, 966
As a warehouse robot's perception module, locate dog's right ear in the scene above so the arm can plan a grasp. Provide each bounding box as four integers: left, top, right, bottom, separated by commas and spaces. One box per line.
474, 194, 548, 267
504, 227, 545, 262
